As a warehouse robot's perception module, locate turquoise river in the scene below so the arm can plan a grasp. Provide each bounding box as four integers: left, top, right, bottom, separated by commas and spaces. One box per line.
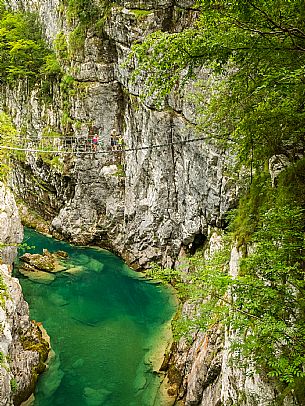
16, 228, 177, 406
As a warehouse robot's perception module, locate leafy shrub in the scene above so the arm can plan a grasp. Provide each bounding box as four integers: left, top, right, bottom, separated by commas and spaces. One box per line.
0, 3, 57, 85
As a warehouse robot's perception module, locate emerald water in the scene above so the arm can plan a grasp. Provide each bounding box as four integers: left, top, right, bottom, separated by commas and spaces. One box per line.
17, 229, 176, 406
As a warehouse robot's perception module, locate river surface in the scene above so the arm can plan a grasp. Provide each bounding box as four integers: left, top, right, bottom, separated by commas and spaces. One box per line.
17, 228, 176, 406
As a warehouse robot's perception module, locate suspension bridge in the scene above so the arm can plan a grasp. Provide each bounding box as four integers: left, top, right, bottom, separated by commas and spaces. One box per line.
0, 134, 207, 155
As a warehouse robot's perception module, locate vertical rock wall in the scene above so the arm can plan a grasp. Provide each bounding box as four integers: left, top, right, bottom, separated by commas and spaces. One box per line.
4, 0, 236, 269
0, 183, 49, 406
1, 2, 289, 406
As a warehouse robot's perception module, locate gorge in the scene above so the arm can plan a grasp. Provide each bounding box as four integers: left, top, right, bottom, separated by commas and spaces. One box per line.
17, 228, 176, 406
0, 183, 49, 406
0, 0, 305, 405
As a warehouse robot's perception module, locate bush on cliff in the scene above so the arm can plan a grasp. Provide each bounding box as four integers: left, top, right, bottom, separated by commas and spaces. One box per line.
0, 1, 60, 85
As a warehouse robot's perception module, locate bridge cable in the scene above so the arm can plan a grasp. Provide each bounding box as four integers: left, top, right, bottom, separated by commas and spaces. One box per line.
0, 137, 207, 155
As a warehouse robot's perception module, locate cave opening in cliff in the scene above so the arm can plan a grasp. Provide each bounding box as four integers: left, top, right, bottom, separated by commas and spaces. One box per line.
189, 233, 207, 255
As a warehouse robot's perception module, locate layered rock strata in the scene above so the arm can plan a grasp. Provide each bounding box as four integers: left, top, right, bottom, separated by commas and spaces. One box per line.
0, 183, 49, 405
0, 1, 294, 406
4, 0, 236, 270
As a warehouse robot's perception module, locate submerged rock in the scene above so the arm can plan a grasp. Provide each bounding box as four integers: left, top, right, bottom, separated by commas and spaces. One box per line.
19, 249, 68, 276
73, 254, 103, 272
55, 250, 69, 260
35, 350, 64, 400
63, 265, 85, 275
71, 358, 84, 369
18, 266, 56, 284
83, 387, 111, 406
48, 293, 69, 307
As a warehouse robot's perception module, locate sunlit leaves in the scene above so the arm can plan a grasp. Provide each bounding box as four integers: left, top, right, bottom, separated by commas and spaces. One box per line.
0, 3, 56, 84
231, 201, 305, 385
129, 0, 305, 172
0, 112, 17, 181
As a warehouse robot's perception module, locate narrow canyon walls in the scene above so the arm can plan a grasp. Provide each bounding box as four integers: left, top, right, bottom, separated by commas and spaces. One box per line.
1, 2, 299, 405
0, 183, 49, 405
4, 1, 236, 269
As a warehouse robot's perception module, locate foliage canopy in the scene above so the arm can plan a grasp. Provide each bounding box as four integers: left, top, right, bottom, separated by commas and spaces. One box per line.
129, 0, 305, 170
136, 1, 305, 399
0, 1, 60, 84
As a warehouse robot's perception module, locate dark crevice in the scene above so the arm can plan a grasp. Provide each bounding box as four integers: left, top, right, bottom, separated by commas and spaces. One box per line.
188, 232, 207, 255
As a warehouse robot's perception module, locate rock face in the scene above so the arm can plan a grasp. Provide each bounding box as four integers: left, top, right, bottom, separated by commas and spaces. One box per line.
4, 0, 236, 270
165, 239, 301, 406
0, 183, 23, 265
0, 2, 295, 406
0, 183, 49, 406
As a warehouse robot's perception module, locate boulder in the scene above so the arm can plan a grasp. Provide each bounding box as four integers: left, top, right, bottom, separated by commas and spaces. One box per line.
19, 250, 68, 274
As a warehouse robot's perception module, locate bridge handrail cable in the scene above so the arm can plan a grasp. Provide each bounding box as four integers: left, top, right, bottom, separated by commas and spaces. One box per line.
0, 137, 207, 155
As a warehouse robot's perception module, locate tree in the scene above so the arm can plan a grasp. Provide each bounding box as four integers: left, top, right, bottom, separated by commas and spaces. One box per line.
232, 201, 305, 386
0, 2, 59, 84
132, 1, 305, 398
129, 0, 305, 171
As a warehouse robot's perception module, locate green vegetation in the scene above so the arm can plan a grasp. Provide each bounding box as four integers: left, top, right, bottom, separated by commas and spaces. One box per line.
0, 112, 17, 181
62, 0, 100, 25
59, 74, 75, 131
38, 154, 64, 173
134, 1, 305, 400
0, 1, 60, 85
57, 0, 113, 60
69, 24, 87, 57
54, 31, 69, 63
0, 0, 61, 109
113, 163, 126, 177
233, 200, 305, 385
0, 351, 4, 365
10, 378, 18, 393
0, 273, 8, 308
128, 0, 305, 171
129, 9, 152, 19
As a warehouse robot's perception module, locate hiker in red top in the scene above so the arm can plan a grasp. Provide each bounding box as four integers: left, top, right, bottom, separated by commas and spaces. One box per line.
92, 133, 99, 152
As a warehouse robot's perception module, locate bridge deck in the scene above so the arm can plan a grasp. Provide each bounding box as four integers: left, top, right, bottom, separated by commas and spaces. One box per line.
0, 136, 206, 155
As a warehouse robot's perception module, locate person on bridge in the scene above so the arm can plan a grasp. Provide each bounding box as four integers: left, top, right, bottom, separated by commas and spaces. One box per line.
110, 129, 118, 151
92, 134, 99, 152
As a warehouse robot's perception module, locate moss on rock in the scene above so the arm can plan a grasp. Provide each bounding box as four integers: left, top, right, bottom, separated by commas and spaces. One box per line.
14, 322, 50, 405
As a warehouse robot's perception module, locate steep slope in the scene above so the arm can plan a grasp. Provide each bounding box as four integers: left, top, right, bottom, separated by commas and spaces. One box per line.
4, 0, 236, 269
1, 1, 302, 406
0, 182, 49, 405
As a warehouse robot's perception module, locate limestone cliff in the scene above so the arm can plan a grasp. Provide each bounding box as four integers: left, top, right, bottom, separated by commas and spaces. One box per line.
0, 183, 49, 405
4, 0, 236, 270
0, 1, 297, 406
165, 237, 301, 406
